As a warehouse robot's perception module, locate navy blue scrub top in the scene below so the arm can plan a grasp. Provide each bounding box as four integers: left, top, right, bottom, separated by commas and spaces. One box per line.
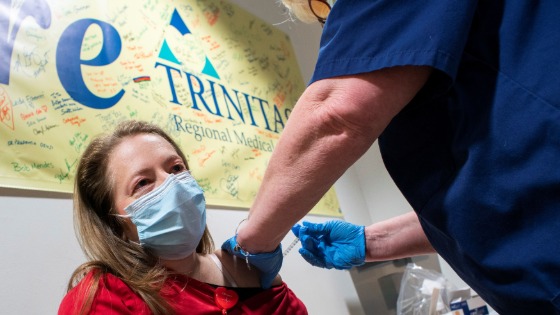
310, 1, 560, 314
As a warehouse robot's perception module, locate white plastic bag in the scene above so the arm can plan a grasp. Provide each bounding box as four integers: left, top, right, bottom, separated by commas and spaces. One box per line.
396, 263, 455, 315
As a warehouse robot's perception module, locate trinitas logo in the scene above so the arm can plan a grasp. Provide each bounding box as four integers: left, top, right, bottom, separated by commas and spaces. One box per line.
155, 9, 290, 138
153, 8, 285, 151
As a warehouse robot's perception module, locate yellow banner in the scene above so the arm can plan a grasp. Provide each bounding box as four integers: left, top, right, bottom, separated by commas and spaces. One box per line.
0, 0, 341, 216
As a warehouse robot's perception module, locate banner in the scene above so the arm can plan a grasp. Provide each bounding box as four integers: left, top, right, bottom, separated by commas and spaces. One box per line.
0, 0, 341, 216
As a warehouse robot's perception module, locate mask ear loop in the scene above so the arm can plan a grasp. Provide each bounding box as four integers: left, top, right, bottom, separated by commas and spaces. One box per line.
233, 218, 252, 270
110, 211, 140, 245
235, 218, 248, 235
233, 218, 300, 262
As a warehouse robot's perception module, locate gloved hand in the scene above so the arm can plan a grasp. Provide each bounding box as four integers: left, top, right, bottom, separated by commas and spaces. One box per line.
221, 236, 283, 289
292, 220, 365, 270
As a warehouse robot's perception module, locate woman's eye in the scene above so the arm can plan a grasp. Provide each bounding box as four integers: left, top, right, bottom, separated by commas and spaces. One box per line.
133, 179, 150, 193
171, 164, 185, 173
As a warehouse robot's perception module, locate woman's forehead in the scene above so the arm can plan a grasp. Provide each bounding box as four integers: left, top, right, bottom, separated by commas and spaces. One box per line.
109, 134, 179, 169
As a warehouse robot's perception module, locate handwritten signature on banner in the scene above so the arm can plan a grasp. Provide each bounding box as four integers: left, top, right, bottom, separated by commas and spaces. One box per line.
0, 0, 341, 217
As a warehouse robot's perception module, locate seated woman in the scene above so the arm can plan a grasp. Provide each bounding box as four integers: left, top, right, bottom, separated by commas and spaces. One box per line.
58, 120, 307, 315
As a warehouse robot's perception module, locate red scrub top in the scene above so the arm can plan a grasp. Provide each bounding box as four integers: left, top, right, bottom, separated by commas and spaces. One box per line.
58, 271, 308, 314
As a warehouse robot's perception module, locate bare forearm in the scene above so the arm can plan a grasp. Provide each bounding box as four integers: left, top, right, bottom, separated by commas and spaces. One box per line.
364, 211, 435, 261
237, 67, 432, 252
237, 92, 375, 251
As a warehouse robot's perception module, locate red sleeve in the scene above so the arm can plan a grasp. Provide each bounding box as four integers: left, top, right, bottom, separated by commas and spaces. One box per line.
58, 272, 150, 315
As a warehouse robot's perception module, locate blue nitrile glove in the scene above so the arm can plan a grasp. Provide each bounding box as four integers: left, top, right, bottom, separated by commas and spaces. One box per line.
221, 235, 283, 289
291, 220, 365, 270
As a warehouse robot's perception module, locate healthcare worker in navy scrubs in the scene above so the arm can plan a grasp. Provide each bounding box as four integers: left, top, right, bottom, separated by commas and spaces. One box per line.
222, 1, 560, 314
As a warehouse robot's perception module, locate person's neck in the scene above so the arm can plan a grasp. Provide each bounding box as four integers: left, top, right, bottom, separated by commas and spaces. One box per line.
160, 253, 203, 276
160, 252, 231, 286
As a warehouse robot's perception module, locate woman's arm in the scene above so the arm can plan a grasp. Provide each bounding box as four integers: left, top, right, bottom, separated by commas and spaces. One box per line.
237, 66, 432, 252
216, 250, 283, 287
364, 212, 435, 262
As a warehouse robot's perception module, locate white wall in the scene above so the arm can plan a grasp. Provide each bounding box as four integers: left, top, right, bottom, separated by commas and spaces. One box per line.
0, 1, 467, 314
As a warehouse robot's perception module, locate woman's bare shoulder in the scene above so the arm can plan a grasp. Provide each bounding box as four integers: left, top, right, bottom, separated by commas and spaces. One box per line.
213, 250, 283, 287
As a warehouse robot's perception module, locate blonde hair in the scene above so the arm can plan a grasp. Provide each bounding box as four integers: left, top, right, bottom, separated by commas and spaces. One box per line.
281, 0, 328, 24
68, 120, 214, 315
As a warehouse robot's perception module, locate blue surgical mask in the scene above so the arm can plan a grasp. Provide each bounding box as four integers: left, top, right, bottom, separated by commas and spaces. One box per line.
122, 171, 206, 260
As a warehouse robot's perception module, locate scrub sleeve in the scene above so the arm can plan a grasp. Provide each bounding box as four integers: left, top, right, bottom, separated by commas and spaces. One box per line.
311, 0, 560, 314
